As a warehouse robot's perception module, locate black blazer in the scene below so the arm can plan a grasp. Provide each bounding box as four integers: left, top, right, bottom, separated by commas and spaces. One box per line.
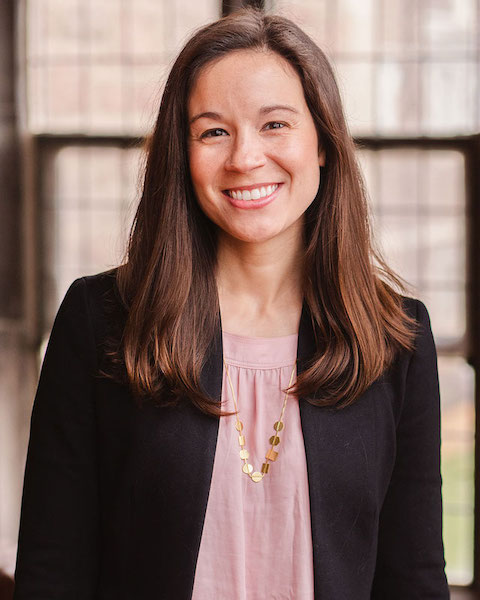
14, 270, 449, 599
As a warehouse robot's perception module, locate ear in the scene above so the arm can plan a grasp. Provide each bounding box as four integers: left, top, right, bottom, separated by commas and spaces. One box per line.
318, 147, 326, 167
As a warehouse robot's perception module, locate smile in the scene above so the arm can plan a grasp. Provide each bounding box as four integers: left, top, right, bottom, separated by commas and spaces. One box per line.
224, 183, 279, 201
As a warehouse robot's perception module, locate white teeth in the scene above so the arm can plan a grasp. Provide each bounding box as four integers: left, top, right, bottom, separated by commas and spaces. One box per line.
227, 184, 278, 201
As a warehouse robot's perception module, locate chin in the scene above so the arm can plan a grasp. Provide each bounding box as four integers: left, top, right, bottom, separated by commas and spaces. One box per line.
230, 228, 287, 244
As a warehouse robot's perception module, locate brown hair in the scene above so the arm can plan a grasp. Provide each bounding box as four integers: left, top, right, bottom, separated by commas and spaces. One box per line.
109, 7, 415, 416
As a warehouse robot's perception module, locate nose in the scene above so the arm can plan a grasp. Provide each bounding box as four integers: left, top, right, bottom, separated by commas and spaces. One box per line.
224, 131, 267, 173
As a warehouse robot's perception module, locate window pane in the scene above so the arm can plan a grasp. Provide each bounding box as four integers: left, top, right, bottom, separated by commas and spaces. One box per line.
439, 356, 475, 585
377, 149, 420, 216
423, 215, 465, 287
420, 0, 478, 55
274, 0, 480, 135
27, 0, 219, 134
89, 1, 123, 56
42, 0, 81, 58
336, 61, 375, 135
421, 61, 477, 135
421, 288, 466, 343
44, 64, 83, 130
131, 0, 166, 57
274, 0, 330, 48
380, 0, 419, 58
41, 143, 141, 324
359, 145, 472, 585
378, 213, 420, 284
425, 150, 465, 213
88, 65, 124, 133
333, 0, 375, 55
376, 62, 420, 135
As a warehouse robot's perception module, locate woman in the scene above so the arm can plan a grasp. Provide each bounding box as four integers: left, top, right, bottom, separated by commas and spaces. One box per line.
14, 7, 449, 599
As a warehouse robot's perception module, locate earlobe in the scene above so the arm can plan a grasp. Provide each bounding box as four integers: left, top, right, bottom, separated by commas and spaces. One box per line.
318, 148, 326, 166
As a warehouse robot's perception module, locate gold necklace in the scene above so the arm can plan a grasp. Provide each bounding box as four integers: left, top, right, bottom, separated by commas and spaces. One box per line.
223, 360, 297, 483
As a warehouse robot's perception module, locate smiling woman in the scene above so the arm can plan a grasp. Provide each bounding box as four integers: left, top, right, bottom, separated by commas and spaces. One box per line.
13, 7, 449, 600
188, 50, 323, 249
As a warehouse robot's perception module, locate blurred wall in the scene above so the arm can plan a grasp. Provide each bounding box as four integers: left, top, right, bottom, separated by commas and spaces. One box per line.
0, 0, 27, 577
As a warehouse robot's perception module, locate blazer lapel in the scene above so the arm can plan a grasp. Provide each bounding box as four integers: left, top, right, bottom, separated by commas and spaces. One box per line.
298, 302, 377, 599
126, 322, 223, 599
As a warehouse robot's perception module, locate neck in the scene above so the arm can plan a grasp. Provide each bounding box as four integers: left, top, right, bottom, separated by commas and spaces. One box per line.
215, 229, 305, 336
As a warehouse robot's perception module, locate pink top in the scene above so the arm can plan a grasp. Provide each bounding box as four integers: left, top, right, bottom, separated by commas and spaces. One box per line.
191, 331, 315, 600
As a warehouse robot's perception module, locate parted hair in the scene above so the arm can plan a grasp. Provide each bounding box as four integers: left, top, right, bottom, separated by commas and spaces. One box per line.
107, 7, 416, 416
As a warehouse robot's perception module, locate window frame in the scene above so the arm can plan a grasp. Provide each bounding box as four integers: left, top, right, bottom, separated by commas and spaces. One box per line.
356, 134, 480, 595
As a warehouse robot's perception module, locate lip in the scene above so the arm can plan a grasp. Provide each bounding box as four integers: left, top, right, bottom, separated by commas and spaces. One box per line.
221, 183, 283, 210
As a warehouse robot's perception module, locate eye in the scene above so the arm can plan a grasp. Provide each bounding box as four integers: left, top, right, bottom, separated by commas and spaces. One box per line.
264, 121, 287, 131
200, 128, 228, 139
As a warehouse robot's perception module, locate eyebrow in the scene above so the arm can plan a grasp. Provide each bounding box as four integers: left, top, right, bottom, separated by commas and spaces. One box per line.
188, 104, 299, 125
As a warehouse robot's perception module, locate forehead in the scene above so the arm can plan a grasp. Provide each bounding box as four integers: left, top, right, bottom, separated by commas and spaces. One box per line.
187, 49, 306, 114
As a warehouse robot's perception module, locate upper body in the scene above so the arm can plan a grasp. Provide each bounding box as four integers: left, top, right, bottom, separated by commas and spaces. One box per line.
14, 270, 448, 599
14, 7, 449, 599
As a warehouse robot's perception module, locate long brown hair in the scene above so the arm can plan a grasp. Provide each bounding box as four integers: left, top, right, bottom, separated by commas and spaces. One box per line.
109, 7, 415, 416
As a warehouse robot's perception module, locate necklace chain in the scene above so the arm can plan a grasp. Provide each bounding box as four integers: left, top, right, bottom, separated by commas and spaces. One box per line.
223, 360, 297, 483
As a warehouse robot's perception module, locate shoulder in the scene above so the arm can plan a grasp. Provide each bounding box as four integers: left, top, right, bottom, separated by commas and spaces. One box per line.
400, 295, 429, 324
390, 296, 439, 418
61, 268, 120, 313
399, 295, 435, 360
58, 268, 124, 347
379, 296, 437, 414
81, 267, 120, 303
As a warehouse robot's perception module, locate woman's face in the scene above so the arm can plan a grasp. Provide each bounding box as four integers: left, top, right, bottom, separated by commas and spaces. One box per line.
187, 49, 325, 246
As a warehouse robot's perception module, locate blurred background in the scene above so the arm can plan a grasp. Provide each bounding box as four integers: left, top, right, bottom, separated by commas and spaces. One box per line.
0, 0, 479, 597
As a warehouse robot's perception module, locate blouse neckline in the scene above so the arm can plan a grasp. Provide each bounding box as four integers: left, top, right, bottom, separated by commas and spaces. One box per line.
222, 330, 298, 369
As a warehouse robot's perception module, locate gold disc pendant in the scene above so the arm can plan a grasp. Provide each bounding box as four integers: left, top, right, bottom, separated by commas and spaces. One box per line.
224, 359, 296, 485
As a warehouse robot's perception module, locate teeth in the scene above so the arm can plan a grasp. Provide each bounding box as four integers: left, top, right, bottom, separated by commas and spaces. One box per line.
227, 184, 278, 201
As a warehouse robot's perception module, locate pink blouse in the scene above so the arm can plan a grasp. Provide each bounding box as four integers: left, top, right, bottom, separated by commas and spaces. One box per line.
191, 330, 315, 600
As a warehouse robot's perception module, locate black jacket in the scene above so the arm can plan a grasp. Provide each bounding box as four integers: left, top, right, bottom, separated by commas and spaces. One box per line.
14, 269, 449, 599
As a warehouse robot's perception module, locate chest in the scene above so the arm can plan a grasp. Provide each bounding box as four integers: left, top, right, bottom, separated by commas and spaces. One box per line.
94, 371, 400, 518
92, 367, 403, 597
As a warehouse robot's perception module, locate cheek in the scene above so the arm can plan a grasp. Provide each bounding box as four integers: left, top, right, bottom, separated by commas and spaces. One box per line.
188, 146, 223, 196
188, 154, 221, 221
188, 150, 204, 190
278, 133, 319, 174
299, 134, 321, 167
284, 151, 320, 190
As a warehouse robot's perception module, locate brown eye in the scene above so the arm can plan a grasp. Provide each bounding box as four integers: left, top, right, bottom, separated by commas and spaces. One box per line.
264, 122, 286, 130
201, 128, 228, 138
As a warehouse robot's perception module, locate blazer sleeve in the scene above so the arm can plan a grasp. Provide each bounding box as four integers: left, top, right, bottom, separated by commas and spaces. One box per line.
14, 278, 99, 599
371, 300, 450, 599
